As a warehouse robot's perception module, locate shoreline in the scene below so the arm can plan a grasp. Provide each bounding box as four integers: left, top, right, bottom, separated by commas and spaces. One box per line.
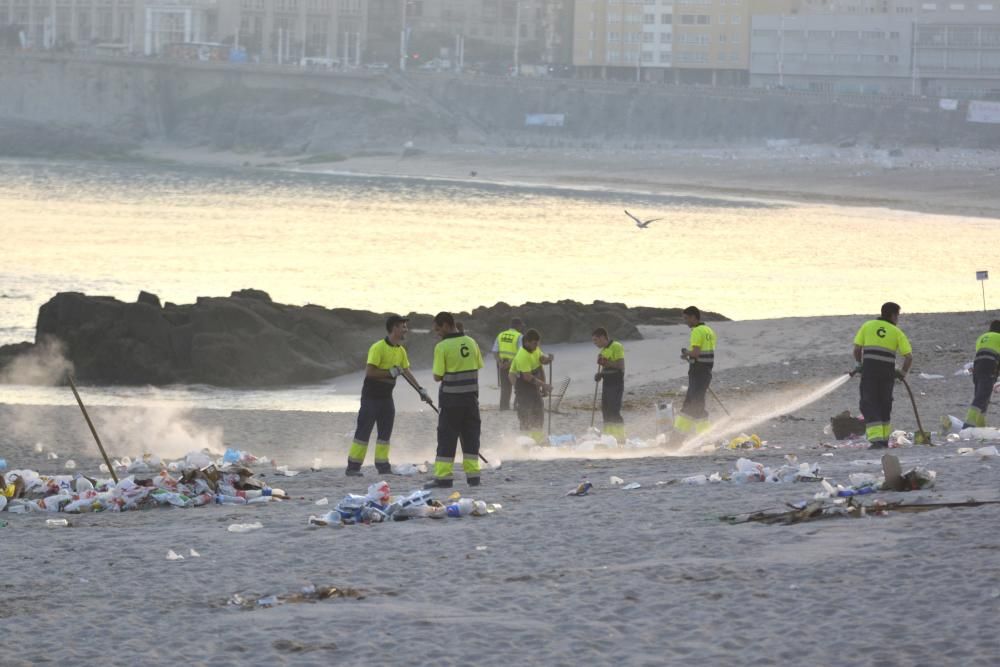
135, 142, 1000, 219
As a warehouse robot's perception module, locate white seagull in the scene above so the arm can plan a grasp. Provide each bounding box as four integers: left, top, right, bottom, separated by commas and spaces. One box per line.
624, 210, 662, 229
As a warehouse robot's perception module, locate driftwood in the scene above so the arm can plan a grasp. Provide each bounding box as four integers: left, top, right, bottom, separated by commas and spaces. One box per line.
722, 498, 1000, 526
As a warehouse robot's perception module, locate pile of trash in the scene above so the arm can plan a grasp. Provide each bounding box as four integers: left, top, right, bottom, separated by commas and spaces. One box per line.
0, 451, 286, 514
308, 481, 500, 527
682, 457, 822, 485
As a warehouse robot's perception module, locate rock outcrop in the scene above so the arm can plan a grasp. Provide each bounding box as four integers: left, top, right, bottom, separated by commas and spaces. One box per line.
0, 291, 726, 387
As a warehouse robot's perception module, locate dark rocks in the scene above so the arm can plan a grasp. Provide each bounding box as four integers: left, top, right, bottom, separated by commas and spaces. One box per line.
0, 291, 727, 387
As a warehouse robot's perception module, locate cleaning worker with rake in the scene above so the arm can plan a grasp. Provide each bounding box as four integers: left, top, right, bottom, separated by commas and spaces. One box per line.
345, 314, 431, 477
852, 302, 913, 449
591, 327, 626, 444
671, 306, 717, 443
509, 328, 553, 444
962, 319, 1000, 428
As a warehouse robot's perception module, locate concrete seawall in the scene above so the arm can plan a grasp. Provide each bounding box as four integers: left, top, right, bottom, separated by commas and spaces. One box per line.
0, 53, 995, 157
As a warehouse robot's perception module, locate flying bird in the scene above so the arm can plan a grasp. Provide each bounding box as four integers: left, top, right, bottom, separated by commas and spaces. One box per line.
624, 210, 662, 229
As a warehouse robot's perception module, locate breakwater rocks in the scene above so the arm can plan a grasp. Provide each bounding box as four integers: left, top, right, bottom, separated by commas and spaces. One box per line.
0, 290, 725, 387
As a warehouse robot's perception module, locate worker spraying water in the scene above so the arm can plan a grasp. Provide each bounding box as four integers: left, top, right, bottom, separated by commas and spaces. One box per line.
675, 373, 854, 456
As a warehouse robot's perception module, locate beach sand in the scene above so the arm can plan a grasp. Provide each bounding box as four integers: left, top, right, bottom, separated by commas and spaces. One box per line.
2, 310, 999, 665
142, 142, 1000, 219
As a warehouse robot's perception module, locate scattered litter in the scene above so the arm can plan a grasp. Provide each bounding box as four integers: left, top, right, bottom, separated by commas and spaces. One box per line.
954, 362, 974, 376
310, 482, 501, 527
726, 434, 763, 450
830, 411, 866, 440
723, 497, 1000, 525
166, 549, 185, 561
959, 427, 1000, 441
315, 497, 329, 506
46, 452, 58, 460
475, 545, 488, 551
311, 458, 322, 472
941, 414, 965, 435
45, 518, 69, 527
682, 474, 708, 485
273, 465, 300, 477
391, 463, 419, 476
226, 585, 365, 611
227, 522, 263, 533
975, 445, 999, 458
621, 482, 641, 490
918, 373, 944, 380
609, 476, 624, 486
190, 548, 201, 558
567, 481, 592, 496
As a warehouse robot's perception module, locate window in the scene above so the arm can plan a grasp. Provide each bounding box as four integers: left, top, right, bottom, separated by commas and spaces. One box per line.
696, 14, 710, 24
921, 3, 937, 9
888, 54, 900, 63
889, 31, 900, 38
978, 3, 995, 8
661, 13, 672, 24
731, 15, 741, 24
660, 32, 672, 43
659, 51, 671, 63
642, 51, 654, 61
608, 31, 620, 41
644, 13, 655, 23
643, 32, 654, 43
949, 3, 966, 8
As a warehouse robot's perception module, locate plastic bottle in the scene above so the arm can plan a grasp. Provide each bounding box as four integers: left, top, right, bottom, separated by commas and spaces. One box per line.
0, 458, 6, 471
227, 522, 263, 533
656, 401, 674, 434
46, 518, 69, 527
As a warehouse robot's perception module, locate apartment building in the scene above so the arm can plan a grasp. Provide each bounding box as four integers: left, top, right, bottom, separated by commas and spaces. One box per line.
573, 0, 797, 84
0, 0, 354, 62
365, 0, 573, 68
750, 0, 1000, 96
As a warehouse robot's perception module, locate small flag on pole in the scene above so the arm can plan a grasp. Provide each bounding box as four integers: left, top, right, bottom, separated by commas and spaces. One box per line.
976, 270, 989, 281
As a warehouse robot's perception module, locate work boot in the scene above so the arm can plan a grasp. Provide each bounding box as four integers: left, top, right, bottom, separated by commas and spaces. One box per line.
423, 478, 453, 489
467, 477, 481, 487
345, 467, 363, 477
375, 462, 393, 475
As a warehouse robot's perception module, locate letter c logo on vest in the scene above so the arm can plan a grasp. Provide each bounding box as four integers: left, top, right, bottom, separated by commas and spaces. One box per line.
460, 344, 470, 358
876, 327, 886, 338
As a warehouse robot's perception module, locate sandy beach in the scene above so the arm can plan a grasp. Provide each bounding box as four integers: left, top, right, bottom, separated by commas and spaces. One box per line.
3, 310, 999, 665
141, 142, 1000, 219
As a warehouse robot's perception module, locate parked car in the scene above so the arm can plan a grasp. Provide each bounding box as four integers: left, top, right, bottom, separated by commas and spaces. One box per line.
300, 56, 340, 70
365, 62, 389, 71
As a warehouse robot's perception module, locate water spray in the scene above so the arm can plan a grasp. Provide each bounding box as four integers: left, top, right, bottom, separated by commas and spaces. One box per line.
675, 373, 854, 456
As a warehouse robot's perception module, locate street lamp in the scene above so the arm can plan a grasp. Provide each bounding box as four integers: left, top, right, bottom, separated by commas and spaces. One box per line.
400, 0, 408, 71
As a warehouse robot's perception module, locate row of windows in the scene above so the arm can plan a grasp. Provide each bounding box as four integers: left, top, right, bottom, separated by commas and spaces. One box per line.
753, 29, 900, 40
752, 52, 901, 64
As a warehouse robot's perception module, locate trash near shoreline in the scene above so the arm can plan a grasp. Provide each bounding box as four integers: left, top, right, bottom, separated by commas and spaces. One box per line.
308, 481, 501, 527
226, 584, 367, 611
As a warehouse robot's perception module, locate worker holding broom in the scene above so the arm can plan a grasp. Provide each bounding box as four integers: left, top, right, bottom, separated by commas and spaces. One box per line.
591, 327, 625, 444
345, 314, 430, 476
492, 318, 525, 411
963, 319, 1000, 428
509, 329, 553, 444
671, 306, 717, 442
852, 302, 913, 449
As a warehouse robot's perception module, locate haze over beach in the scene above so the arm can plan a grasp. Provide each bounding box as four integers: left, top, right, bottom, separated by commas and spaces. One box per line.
2, 2, 1000, 664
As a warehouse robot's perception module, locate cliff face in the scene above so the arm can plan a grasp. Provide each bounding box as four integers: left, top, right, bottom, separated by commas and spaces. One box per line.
1, 53, 994, 160
0, 290, 721, 387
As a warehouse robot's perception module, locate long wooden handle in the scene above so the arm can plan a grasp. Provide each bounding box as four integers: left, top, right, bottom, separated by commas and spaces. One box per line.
67, 374, 119, 483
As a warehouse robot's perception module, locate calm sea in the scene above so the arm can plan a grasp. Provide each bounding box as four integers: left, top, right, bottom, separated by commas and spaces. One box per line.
2, 159, 996, 409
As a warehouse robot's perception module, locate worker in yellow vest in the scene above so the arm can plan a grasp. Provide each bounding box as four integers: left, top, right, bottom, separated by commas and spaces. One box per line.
492, 318, 525, 411
963, 320, 1000, 428
427, 312, 485, 488
508, 329, 553, 443
852, 302, 913, 449
346, 314, 430, 476
592, 327, 625, 444
673, 306, 716, 440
